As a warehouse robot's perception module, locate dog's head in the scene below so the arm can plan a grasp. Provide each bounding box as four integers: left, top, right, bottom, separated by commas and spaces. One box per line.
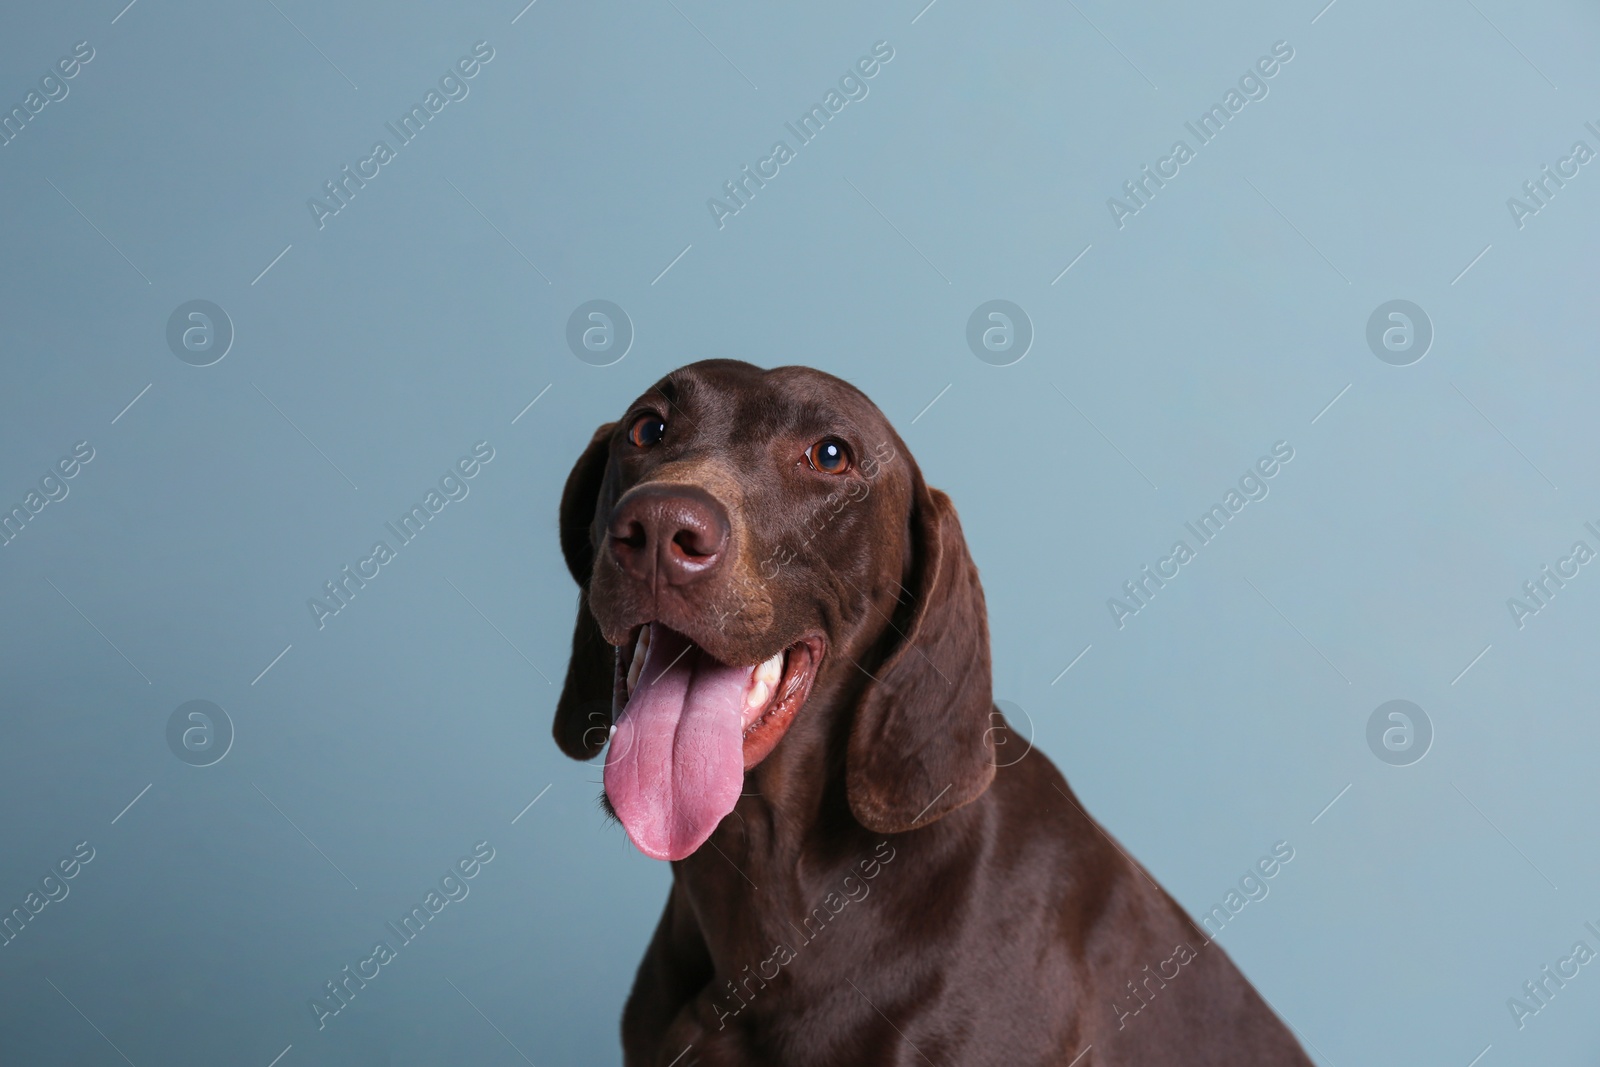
554, 360, 995, 859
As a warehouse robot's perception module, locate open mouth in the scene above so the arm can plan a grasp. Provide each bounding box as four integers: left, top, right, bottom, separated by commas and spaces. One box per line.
603, 622, 823, 861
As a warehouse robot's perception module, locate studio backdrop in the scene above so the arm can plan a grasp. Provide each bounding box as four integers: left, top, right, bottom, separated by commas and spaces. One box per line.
1, 1, 1597, 1064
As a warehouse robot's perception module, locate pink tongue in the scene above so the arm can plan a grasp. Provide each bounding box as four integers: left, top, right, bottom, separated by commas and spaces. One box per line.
605, 624, 752, 861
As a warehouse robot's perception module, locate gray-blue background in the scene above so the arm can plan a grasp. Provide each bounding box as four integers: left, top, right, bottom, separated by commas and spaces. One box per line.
2, 1, 1597, 1064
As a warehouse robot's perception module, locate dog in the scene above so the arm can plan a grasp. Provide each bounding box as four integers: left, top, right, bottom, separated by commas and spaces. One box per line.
553, 360, 1312, 1065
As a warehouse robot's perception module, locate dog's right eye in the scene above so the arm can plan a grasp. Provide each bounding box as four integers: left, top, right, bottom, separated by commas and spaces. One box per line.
628, 414, 666, 448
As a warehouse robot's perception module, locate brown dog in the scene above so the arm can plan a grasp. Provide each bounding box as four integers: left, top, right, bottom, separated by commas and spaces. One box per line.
554, 360, 1311, 1066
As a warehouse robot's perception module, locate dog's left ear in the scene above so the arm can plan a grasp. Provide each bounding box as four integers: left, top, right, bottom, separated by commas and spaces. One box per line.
552, 421, 617, 761
846, 463, 996, 833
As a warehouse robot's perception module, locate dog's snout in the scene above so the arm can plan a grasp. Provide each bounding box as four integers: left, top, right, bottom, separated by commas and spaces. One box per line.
607, 483, 730, 585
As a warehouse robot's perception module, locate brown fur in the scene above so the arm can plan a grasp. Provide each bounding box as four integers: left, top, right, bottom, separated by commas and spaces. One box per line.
554, 360, 1311, 1066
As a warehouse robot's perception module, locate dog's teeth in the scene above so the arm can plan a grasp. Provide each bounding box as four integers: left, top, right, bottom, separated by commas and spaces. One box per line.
745, 680, 771, 710
625, 628, 650, 695
755, 652, 783, 687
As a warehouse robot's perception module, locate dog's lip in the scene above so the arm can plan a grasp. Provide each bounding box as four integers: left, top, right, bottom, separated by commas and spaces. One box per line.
739, 632, 824, 770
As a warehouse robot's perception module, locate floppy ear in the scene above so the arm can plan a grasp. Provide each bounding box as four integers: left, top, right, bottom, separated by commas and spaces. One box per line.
846, 465, 996, 833
552, 421, 617, 761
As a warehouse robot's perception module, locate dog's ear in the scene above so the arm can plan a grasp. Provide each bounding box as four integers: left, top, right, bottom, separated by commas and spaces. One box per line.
846, 463, 996, 833
553, 421, 617, 761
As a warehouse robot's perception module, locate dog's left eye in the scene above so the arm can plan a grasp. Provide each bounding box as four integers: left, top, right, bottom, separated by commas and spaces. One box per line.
629, 414, 667, 448
805, 438, 851, 474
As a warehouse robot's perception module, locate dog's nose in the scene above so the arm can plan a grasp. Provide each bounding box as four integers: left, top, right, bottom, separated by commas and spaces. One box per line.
607, 483, 730, 585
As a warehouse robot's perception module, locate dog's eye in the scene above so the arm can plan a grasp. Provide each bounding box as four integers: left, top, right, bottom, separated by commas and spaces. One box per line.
805, 438, 851, 474
628, 414, 666, 448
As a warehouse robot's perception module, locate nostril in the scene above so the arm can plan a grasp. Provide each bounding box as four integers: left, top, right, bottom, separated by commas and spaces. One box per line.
615, 522, 648, 551
672, 528, 716, 560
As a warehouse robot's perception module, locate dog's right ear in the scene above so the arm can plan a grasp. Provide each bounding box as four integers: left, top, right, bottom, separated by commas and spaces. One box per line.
552, 421, 616, 760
